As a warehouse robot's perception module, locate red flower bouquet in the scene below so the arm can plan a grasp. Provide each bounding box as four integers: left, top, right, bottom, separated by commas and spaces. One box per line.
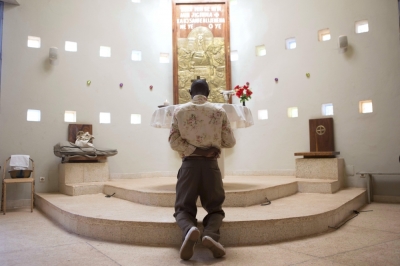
234, 82, 253, 106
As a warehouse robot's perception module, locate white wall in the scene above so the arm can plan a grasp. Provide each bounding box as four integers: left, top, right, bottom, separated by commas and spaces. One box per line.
0, 0, 399, 201
227, 0, 400, 192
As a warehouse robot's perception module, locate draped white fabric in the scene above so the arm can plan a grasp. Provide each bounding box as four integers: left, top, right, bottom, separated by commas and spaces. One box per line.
150, 104, 254, 129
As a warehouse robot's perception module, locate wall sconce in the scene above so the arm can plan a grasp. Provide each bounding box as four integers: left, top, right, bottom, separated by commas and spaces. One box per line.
338, 35, 348, 53
49, 47, 58, 65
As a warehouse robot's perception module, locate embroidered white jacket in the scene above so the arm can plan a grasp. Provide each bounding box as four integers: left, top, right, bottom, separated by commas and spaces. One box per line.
169, 95, 236, 158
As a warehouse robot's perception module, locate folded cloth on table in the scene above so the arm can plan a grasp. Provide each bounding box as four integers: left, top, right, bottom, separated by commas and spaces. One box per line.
10, 155, 30, 168
54, 141, 118, 159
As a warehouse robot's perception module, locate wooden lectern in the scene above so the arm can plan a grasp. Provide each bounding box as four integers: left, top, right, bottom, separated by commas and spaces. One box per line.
295, 118, 340, 158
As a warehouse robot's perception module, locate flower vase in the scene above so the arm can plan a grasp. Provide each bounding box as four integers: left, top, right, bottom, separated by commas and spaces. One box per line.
242, 101, 245, 106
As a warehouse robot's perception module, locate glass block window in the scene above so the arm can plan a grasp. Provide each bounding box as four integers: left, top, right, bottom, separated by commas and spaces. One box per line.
160, 53, 170, 63
355, 20, 369, 34
359, 100, 373, 113
322, 103, 334, 116
256, 45, 266, 56
258, 109, 268, 120
27, 109, 41, 122
100, 46, 111, 57
318, 29, 331, 41
100, 112, 111, 123
131, 50, 142, 61
65, 41, 77, 52
27, 36, 41, 48
231, 50, 238, 61
287, 107, 298, 118
64, 111, 76, 122
285, 38, 296, 50
131, 114, 142, 124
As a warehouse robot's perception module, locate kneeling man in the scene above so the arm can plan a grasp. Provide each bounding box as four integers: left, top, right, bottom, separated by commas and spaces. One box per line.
169, 79, 236, 260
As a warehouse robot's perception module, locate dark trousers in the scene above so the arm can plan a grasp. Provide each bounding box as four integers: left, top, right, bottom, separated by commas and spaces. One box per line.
174, 158, 225, 242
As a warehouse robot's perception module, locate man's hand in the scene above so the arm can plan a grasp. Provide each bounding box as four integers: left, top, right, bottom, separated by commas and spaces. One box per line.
194, 147, 221, 158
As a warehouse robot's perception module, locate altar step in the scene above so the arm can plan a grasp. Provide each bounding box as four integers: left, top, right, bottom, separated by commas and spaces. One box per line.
35, 188, 366, 247
103, 176, 341, 207
64, 176, 342, 207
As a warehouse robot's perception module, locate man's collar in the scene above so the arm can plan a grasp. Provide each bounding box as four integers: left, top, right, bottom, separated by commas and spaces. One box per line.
191, 95, 208, 104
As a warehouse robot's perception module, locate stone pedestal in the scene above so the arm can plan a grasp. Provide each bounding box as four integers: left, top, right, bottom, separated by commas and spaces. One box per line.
296, 158, 344, 181
59, 162, 109, 196
295, 158, 345, 193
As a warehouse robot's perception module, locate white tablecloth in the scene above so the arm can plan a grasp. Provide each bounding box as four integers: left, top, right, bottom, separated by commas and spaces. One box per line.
150, 104, 254, 129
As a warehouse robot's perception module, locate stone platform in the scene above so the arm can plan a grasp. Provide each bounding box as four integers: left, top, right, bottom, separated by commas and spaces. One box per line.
35, 175, 367, 247
103, 176, 342, 207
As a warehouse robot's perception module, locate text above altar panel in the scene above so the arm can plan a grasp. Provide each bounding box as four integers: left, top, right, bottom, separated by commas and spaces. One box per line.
172, 1, 231, 104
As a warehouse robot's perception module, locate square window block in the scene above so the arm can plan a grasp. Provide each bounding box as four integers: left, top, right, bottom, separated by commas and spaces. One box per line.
256, 45, 266, 56
27, 36, 41, 48
100, 112, 111, 123
287, 107, 298, 118
359, 100, 373, 113
65, 41, 77, 52
322, 103, 334, 116
64, 111, 76, 122
318, 29, 331, 41
131, 114, 142, 124
27, 109, 41, 122
285, 38, 296, 50
355, 20, 369, 34
100, 46, 111, 57
230, 50, 239, 61
131, 50, 142, 61
159, 53, 169, 63
258, 109, 268, 120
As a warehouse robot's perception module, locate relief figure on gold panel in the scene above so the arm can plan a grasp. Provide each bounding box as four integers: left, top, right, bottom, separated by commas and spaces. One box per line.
177, 26, 226, 104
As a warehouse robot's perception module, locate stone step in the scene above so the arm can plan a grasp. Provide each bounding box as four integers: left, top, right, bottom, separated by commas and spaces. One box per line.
102, 176, 340, 207
63, 182, 105, 196
104, 176, 298, 207
61, 176, 341, 203
297, 178, 341, 194
35, 188, 366, 247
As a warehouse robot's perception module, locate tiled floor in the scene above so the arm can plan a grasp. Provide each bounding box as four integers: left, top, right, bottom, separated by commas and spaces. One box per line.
0, 203, 399, 266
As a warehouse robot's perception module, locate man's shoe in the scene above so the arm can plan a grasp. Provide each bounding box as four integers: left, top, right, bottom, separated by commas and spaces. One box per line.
202, 236, 226, 258
179, 227, 200, 260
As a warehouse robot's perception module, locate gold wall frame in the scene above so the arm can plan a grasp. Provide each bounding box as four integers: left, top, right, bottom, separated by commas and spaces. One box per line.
172, 0, 231, 104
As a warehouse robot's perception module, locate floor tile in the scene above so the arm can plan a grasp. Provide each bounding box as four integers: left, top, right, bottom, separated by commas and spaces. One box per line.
0, 242, 119, 266
1, 199, 399, 266
274, 225, 400, 258
291, 258, 347, 266
0, 209, 42, 224
0, 211, 81, 253
347, 204, 400, 233
361, 203, 400, 213
88, 240, 316, 266
326, 238, 400, 266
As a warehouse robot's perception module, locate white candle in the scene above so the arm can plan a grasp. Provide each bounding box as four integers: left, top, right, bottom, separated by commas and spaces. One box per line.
164, 99, 169, 106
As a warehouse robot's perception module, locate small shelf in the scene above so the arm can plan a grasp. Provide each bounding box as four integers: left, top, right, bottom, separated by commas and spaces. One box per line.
294, 151, 340, 158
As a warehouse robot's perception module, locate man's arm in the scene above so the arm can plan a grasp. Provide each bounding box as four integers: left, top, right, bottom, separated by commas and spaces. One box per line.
168, 114, 196, 156
169, 111, 220, 158
221, 111, 236, 148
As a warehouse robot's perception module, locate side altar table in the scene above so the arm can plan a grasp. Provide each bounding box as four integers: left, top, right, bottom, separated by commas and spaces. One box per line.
150, 104, 254, 178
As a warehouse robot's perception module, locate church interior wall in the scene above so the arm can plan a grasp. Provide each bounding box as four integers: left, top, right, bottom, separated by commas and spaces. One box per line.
0, 0, 399, 202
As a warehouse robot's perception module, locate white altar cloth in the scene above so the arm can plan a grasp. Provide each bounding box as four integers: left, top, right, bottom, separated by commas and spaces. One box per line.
150, 104, 254, 129
150, 103, 254, 178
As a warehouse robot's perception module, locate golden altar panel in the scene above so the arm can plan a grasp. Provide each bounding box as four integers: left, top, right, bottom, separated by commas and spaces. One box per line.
172, 1, 231, 104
